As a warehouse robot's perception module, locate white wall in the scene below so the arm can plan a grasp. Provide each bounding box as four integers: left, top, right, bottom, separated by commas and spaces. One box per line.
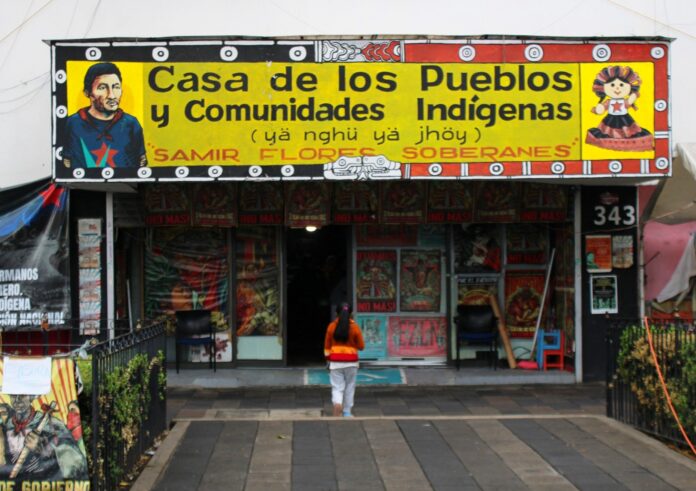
1, 0, 695, 189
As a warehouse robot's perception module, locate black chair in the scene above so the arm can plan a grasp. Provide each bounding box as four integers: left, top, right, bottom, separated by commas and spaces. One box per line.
454, 304, 498, 370
175, 310, 216, 373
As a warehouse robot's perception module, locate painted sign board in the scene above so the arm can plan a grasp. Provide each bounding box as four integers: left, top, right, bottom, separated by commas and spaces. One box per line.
50, 37, 671, 183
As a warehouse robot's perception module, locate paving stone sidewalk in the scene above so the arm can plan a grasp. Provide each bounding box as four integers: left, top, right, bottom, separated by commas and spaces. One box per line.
135, 385, 696, 491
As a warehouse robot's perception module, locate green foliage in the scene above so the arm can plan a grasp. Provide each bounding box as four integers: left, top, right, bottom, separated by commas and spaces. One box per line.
78, 351, 166, 484
615, 324, 696, 441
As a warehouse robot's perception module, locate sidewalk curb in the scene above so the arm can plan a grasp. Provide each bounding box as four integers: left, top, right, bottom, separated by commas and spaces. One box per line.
598, 415, 696, 472
130, 421, 190, 491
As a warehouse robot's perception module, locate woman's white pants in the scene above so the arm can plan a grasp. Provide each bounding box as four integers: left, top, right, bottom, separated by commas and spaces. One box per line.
330, 366, 358, 412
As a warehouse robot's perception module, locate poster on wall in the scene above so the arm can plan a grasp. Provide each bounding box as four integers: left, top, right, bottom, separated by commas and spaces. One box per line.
192, 183, 237, 227
236, 227, 280, 336
0, 357, 89, 486
453, 224, 501, 274
356, 250, 397, 312
286, 181, 331, 227
506, 224, 548, 265
144, 228, 229, 344
333, 181, 378, 224
0, 183, 70, 331
143, 184, 192, 226
190, 332, 233, 362
612, 235, 634, 269
356, 315, 388, 359
400, 250, 442, 312
78, 219, 102, 335
475, 182, 520, 222
380, 181, 426, 223
591, 275, 618, 314
520, 184, 568, 222
457, 276, 498, 306
427, 181, 474, 223
585, 235, 612, 272
238, 182, 284, 225
387, 317, 446, 358
52, 39, 670, 183
505, 270, 545, 337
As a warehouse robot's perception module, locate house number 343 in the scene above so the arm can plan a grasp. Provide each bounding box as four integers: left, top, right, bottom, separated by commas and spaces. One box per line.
593, 205, 636, 226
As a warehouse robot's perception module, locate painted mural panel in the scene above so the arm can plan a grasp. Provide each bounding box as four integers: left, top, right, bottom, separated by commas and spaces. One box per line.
0, 358, 89, 487
51, 38, 670, 182
235, 227, 280, 336
144, 228, 230, 355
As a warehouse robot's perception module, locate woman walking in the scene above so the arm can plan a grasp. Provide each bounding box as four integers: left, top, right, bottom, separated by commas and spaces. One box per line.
324, 302, 365, 417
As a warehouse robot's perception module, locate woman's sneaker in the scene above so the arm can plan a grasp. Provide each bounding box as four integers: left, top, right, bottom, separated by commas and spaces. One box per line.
343, 411, 353, 418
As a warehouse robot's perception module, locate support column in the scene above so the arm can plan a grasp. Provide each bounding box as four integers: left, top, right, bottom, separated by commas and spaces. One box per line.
574, 188, 583, 382
106, 192, 115, 340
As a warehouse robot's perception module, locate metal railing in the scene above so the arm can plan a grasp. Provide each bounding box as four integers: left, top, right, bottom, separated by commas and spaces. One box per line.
88, 321, 167, 490
0, 318, 139, 355
606, 318, 696, 449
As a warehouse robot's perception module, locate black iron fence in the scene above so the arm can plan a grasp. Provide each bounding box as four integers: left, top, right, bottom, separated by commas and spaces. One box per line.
606, 318, 696, 449
85, 321, 167, 490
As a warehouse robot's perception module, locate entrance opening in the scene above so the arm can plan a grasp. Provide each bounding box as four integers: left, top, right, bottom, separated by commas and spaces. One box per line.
287, 226, 348, 366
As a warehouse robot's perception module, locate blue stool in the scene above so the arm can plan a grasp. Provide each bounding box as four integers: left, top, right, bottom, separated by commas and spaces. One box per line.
536, 330, 562, 370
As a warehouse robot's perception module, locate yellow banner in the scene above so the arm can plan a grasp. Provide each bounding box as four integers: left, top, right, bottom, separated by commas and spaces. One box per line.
66, 61, 655, 166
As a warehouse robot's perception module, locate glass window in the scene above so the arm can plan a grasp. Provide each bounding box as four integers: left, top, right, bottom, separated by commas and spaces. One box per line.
235, 227, 282, 360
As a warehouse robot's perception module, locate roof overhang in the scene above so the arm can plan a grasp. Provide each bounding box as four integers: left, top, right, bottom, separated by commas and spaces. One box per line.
642, 143, 696, 225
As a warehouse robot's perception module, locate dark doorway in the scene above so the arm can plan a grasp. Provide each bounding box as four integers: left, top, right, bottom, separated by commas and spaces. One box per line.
287, 226, 348, 365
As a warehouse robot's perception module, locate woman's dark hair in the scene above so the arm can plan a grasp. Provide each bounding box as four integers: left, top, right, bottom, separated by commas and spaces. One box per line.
333, 302, 353, 342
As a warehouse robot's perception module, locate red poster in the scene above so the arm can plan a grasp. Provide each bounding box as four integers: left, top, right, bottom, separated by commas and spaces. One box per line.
356, 250, 397, 312
192, 183, 237, 226
387, 317, 447, 357
143, 184, 192, 226
474, 182, 520, 222
238, 182, 284, 225
399, 250, 442, 312
585, 235, 612, 272
380, 181, 426, 223
285, 181, 330, 227
505, 270, 545, 338
506, 224, 548, 265
519, 183, 568, 222
427, 181, 474, 223
333, 181, 378, 224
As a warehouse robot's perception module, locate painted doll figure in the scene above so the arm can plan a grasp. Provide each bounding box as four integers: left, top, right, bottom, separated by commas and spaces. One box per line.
585, 65, 653, 152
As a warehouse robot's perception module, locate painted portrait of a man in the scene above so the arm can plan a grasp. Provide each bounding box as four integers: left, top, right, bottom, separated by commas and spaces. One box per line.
63, 62, 147, 168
